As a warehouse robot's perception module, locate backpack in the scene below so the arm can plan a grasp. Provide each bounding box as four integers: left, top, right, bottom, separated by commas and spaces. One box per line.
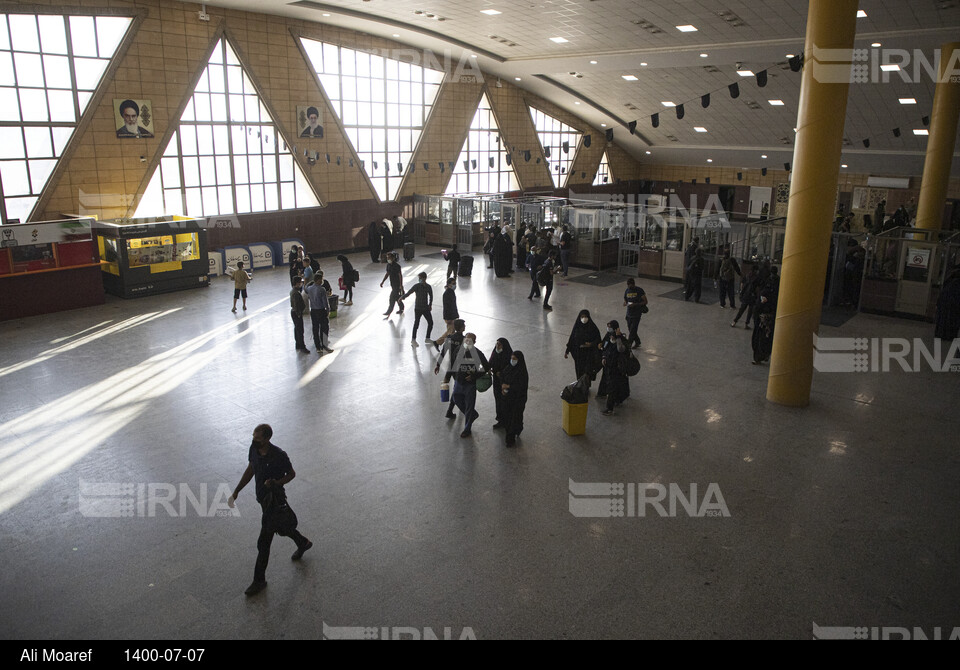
537, 265, 551, 286
351, 269, 360, 283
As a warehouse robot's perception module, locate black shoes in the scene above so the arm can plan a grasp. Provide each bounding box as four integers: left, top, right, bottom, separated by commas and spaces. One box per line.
297, 347, 311, 353
292, 540, 313, 561
445, 410, 456, 419
245, 580, 267, 596
492, 423, 504, 430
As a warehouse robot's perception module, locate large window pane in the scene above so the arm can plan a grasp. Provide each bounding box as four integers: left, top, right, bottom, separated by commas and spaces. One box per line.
19, 87, 49, 122
28, 158, 57, 192
73, 57, 107, 90
47, 90, 74, 122
0, 128, 25, 159
96, 16, 128, 58
68, 16, 97, 58
24, 127, 53, 157
1, 160, 30, 195
10, 15, 40, 53
38, 15, 68, 55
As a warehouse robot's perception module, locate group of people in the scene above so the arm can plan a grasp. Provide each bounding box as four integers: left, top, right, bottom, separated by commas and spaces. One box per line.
368, 216, 407, 263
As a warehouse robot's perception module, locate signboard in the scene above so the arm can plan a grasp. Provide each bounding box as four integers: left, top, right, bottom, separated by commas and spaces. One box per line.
906, 248, 931, 269
0, 219, 93, 246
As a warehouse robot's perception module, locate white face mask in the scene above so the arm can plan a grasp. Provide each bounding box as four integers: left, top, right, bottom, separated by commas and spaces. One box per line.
581, 317, 589, 324
510, 359, 518, 367
607, 327, 614, 334
464, 340, 474, 349
496, 346, 503, 353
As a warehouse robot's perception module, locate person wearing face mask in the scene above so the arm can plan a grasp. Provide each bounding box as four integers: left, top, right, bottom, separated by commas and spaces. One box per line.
450, 332, 489, 438
565, 309, 602, 381
598, 320, 630, 415
527, 245, 546, 301
434, 318, 466, 419
379, 252, 405, 317
432, 278, 460, 352
488, 337, 514, 429
499, 350, 528, 447
401, 271, 434, 347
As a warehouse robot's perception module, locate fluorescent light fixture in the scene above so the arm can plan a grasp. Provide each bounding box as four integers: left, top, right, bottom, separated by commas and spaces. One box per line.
880, 64, 901, 72
841, 164, 848, 168
574, 101, 580, 105
737, 70, 755, 77
589, 60, 598, 64
871, 42, 882, 47
676, 24, 698, 32
480, 9, 502, 15
645, 151, 651, 155
700, 53, 709, 58
786, 54, 795, 58
857, 10, 867, 18
899, 97, 917, 105
514, 77, 521, 81
761, 155, 768, 159
707, 159, 713, 163
392, 33, 400, 37
601, 123, 606, 127
322, 12, 330, 16
661, 101, 676, 107
622, 75, 639, 81
640, 62, 648, 67
550, 36, 569, 43
914, 129, 929, 136
470, 54, 477, 58
768, 99, 785, 106
694, 126, 708, 133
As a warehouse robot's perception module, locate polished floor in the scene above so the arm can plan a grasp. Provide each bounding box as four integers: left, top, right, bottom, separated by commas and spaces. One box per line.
1, 247, 958, 640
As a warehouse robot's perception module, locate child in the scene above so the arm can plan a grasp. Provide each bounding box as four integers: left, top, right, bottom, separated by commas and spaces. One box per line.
230, 261, 252, 312
337, 254, 356, 305
446, 244, 461, 281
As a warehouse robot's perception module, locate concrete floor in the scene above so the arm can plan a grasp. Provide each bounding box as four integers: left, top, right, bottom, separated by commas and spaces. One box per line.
1, 246, 958, 640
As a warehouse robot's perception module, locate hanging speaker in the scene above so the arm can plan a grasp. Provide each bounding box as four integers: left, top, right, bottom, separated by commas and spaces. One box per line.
544, 146, 551, 158
562, 141, 570, 154
448, 162, 454, 171
893, 128, 901, 138
423, 162, 429, 171
605, 129, 614, 142
705, 177, 711, 184
409, 164, 414, 173
336, 156, 341, 165
784, 162, 790, 171
349, 158, 354, 167
325, 153, 331, 163
471, 159, 477, 169
922, 115, 930, 126
729, 82, 740, 99
628, 120, 637, 135
584, 134, 591, 148
756, 70, 768, 87
373, 161, 378, 170
489, 157, 495, 168
789, 54, 802, 72
581, 172, 586, 178
536, 157, 541, 164
506, 154, 512, 166
863, 138, 870, 148
439, 162, 445, 173
651, 113, 660, 129
676, 104, 685, 120
463, 160, 470, 171
701, 93, 710, 109
691, 179, 697, 184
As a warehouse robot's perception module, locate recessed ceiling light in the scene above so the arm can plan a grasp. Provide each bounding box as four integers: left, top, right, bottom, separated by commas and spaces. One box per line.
574, 101, 580, 105
737, 70, 755, 77
601, 123, 606, 127
622, 74, 639, 81
768, 99, 785, 106
694, 126, 708, 133
871, 42, 882, 48
514, 77, 521, 81
676, 24, 698, 32
322, 12, 330, 16
841, 164, 848, 168
707, 159, 713, 162
899, 97, 917, 105
880, 64, 901, 72
661, 101, 676, 107
786, 54, 795, 58
392, 34, 400, 37
914, 129, 929, 136
471, 54, 477, 58
761, 155, 768, 159
550, 36, 569, 43
857, 10, 868, 18
480, 9, 502, 15
640, 62, 648, 67
646, 151, 651, 155
589, 60, 598, 64
700, 53, 709, 58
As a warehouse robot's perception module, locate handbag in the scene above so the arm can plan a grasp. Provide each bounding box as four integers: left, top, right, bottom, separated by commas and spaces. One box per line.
338, 276, 346, 291
621, 351, 641, 376
475, 371, 493, 393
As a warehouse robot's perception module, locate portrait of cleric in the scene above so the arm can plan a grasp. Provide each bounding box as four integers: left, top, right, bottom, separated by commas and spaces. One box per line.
115, 99, 154, 139
298, 106, 324, 138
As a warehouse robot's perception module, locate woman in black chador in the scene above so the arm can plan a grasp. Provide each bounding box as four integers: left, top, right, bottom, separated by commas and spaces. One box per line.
565, 309, 601, 381
499, 350, 529, 447
752, 269, 780, 364
368, 221, 382, 263
493, 229, 514, 278
488, 337, 514, 430
598, 321, 630, 415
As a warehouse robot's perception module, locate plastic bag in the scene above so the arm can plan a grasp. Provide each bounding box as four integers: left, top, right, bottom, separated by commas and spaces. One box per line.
560, 373, 592, 404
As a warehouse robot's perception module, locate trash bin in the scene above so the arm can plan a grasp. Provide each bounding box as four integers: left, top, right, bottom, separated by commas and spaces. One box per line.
328, 294, 338, 318
562, 400, 588, 436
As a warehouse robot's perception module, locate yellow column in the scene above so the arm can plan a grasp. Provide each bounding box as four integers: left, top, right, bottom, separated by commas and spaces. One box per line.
766, 0, 858, 407
915, 42, 960, 232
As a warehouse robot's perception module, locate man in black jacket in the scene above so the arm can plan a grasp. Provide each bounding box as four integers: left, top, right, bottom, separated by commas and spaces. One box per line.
402, 272, 434, 346
450, 333, 489, 438
379, 253, 405, 316
433, 278, 459, 351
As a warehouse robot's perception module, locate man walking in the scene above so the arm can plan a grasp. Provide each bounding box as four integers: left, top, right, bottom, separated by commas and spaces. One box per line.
402, 271, 434, 347
306, 274, 333, 354
623, 278, 647, 349
230, 261, 251, 313
559, 225, 573, 277
380, 252, 406, 316
289, 276, 310, 353
433, 278, 459, 351
229, 424, 312, 596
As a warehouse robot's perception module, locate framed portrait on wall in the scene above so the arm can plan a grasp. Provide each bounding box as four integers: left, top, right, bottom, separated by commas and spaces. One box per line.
298, 105, 324, 138
115, 99, 155, 138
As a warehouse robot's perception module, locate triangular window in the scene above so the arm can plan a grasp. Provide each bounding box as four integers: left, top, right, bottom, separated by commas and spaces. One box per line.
446, 93, 519, 195
529, 106, 581, 188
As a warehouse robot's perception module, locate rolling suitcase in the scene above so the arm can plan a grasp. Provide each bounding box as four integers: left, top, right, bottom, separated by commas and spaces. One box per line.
458, 255, 474, 277
403, 242, 415, 261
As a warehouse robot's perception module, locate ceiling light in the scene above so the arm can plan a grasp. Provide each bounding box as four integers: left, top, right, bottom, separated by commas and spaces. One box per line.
645, 151, 652, 155
707, 159, 713, 162
392, 33, 400, 37
880, 64, 901, 72
601, 123, 606, 127
514, 77, 521, 81
589, 60, 598, 64
574, 101, 580, 105
871, 42, 882, 47
471, 54, 477, 58
899, 97, 917, 105
737, 70, 755, 77
786, 54, 795, 58
322, 12, 330, 16
700, 53, 709, 58
480, 9, 502, 15
761, 155, 768, 158
640, 62, 648, 67
768, 99, 785, 106
676, 24, 698, 32
661, 101, 676, 107
694, 126, 708, 133
857, 10, 868, 18
841, 164, 848, 168
622, 74, 639, 81
550, 36, 569, 43
914, 129, 929, 136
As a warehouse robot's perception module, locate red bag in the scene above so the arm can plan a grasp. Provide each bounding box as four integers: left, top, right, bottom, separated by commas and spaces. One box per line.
338, 276, 346, 290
